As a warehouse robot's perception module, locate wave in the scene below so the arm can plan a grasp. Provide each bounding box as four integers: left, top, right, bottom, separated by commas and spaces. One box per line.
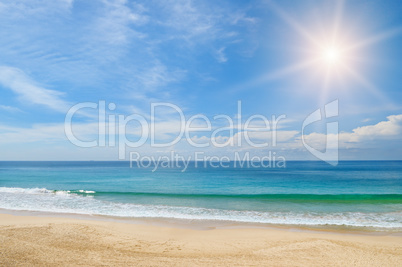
1, 187, 401, 203
0, 187, 401, 229
86, 191, 402, 204
0, 187, 95, 195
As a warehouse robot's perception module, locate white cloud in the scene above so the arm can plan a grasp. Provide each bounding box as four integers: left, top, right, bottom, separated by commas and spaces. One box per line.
351, 114, 402, 138
161, 0, 216, 39
0, 123, 66, 144
95, 0, 148, 45
0, 0, 74, 17
0, 0, 258, 110
0, 104, 22, 113
215, 47, 228, 63
155, 0, 258, 62
134, 61, 186, 92
0, 121, 107, 145
230, 12, 257, 25
0, 66, 70, 112
299, 114, 402, 150
0, 114, 401, 160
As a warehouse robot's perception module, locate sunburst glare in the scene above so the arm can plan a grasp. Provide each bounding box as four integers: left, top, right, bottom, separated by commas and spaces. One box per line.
262, 0, 401, 105
322, 46, 342, 64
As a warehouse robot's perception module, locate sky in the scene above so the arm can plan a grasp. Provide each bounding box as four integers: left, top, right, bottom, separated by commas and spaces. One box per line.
0, 0, 401, 161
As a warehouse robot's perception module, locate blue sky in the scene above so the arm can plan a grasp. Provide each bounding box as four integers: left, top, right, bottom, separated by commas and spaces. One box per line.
0, 0, 401, 160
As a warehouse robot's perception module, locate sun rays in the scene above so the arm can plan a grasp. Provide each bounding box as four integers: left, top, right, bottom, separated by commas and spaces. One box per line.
262, 0, 401, 105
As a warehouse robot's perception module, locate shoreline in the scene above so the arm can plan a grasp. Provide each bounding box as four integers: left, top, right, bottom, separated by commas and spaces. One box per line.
1, 208, 401, 236
1, 212, 401, 266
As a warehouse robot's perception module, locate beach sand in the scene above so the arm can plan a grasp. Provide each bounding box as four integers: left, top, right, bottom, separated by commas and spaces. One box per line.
0, 213, 401, 266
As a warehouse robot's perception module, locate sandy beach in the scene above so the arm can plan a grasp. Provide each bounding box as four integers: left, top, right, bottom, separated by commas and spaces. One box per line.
0, 213, 401, 266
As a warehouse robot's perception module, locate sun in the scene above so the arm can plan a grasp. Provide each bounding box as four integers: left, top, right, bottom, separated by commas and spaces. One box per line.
322, 46, 341, 64
256, 0, 400, 104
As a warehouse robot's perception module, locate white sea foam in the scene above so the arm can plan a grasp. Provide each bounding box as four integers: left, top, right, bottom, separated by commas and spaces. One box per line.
0, 187, 95, 195
0, 187, 401, 230
0, 187, 55, 194
77, 190, 96, 194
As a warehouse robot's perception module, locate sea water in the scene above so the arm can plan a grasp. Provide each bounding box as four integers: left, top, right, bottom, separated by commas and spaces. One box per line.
0, 161, 401, 231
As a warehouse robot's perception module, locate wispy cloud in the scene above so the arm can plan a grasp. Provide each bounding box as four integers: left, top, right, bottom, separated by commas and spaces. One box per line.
0, 0, 74, 16
154, 0, 258, 62
0, 112, 400, 160
159, 0, 217, 40
0, 104, 22, 113
0, 66, 70, 112
0, 0, 258, 109
215, 47, 228, 63
94, 0, 148, 45
134, 61, 187, 92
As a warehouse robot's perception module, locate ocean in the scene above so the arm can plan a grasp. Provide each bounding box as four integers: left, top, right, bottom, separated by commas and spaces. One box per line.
0, 161, 401, 231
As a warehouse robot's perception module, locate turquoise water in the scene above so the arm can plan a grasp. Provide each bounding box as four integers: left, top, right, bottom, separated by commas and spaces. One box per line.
0, 161, 401, 230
